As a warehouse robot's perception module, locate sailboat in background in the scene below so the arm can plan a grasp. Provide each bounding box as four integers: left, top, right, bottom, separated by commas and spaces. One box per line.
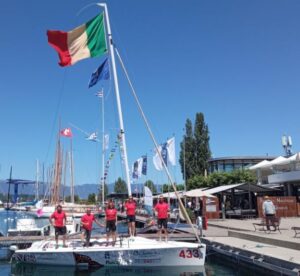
13, 3, 206, 269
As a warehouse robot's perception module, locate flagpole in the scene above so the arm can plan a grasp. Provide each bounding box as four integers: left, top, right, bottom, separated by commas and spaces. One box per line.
99, 3, 132, 196
101, 89, 105, 204
69, 139, 75, 204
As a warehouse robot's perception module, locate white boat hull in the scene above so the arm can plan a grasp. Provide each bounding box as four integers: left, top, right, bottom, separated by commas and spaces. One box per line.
13, 237, 206, 268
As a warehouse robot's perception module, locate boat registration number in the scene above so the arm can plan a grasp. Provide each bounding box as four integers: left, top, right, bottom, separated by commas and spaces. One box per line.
179, 249, 201, 258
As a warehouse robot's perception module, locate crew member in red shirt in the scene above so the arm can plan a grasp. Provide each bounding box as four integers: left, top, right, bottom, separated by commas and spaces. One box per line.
81, 208, 103, 247
125, 196, 136, 238
154, 195, 170, 242
105, 200, 118, 246
49, 205, 67, 248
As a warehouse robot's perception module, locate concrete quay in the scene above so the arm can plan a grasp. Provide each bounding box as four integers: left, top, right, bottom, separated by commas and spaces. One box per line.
200, 218, 300, 275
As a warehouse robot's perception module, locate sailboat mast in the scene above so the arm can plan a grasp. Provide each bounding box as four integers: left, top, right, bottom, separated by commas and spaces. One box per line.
69, 139, 75, 204
101, 89, 105, 204
7, 166, 12, 209
35, 159, 39, 200
100, 3, 132, 195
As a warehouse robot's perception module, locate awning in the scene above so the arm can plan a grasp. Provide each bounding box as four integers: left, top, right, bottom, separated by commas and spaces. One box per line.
249, 160, 271, 170
185, 188, 216, 198
153, 191, 184, 199
204, 183, 275, 194
269, 156, 289, 166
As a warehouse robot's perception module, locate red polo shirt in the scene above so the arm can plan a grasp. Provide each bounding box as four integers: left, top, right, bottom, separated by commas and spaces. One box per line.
106, 208, 117, 221
154, 202, 169, 219
125, 201, 136, 216
81, 213, 95, 230
50, 211, 66, 227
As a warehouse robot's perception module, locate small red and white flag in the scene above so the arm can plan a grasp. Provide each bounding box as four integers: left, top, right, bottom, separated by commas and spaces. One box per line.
60, 128, 72, 137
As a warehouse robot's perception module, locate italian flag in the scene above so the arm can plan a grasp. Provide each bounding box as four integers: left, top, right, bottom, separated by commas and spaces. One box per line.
47, 13, 107, 67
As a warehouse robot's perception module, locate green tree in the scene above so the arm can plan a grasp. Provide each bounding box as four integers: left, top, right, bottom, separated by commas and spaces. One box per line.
114, 177, 127, 193
179, 119, 195, 180
144, 180, 157, 193
179, 113, 211, 181
65, 195, 80, 203
162, 183, 184, 193
87, 193, 96, 204
194, 113, 211, 175
187, 175, 208, 190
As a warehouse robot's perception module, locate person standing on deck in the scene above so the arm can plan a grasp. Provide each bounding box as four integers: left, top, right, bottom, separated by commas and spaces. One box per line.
105, 200, 118, 246
262, 196, 276, 231
49, 205, 67, 249
81, 208, 103, 247
153, 195, 170, 242
125, 195, 136, 238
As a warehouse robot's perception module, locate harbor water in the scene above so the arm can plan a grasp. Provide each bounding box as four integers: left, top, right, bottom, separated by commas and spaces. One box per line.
0, 210, 269, 275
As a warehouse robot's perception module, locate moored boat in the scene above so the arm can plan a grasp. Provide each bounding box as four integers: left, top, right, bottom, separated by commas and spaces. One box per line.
12, 236, 206, 267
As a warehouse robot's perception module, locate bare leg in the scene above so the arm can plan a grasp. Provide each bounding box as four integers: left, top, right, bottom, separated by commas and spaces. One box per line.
158, 229, 162, 241
63, 235, 67, 247
132, 222, 136, 237
55, 236, 58, 248
128, 222, 132, 236
164, 228, 168, 242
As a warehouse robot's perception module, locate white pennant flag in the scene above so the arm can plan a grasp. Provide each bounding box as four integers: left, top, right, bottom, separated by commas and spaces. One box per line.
153, 145, 163, 171
167, 137, 176, 166
104, 134, 109, 150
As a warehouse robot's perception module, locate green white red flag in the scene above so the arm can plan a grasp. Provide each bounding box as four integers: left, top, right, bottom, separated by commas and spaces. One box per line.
47, 13, 107, 66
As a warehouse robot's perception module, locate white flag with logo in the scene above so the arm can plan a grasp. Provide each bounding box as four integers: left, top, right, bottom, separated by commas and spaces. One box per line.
132, 157, 143, 179
167, 137, 176, 166
153, 145, 163, 171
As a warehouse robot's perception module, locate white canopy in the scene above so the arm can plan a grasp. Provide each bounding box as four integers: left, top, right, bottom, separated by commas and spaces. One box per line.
185, 188, 216, 198
153, 191, 184, 199
249, 160, 271, 170
287, 152, 300, 162
269, 156, 289, 166
249, 153, 300, 171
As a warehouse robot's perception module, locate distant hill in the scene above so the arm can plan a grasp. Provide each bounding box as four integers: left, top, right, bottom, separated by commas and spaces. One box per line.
0, 180, 162, 199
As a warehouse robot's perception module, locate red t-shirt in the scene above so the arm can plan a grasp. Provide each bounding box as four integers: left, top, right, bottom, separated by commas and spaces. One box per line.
81, 213, 95, 230
106, 208, 117, 221
155, 202, 169, 219
125, 201, 136, 216
50, 211, 66, 227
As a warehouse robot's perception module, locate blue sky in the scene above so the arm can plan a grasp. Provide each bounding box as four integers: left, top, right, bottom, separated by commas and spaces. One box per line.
1, 0, 300, 188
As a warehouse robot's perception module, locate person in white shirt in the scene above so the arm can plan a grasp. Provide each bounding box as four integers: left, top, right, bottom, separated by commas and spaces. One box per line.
262, 196, 276, 231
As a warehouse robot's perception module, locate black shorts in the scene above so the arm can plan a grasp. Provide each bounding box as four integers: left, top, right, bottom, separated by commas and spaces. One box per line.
106, 220, 116, 232
157, 218, 168, 229
54, 226, 67, 237
127, 215, 136, 222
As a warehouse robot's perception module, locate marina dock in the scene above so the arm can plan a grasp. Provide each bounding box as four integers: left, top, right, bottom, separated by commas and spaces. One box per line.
200, 218, 300, 275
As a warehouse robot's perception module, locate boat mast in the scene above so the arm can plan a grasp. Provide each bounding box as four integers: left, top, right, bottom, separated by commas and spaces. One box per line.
7, 166, 12, 209
99, 3, 132, 195
35, 159, 39, 200
69, 139, 75, 204
101, 89, 105, 204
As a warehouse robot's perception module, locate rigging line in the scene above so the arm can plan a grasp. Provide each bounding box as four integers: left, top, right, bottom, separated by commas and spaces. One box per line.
115, 47, 201, 243
43, 69, 68, 165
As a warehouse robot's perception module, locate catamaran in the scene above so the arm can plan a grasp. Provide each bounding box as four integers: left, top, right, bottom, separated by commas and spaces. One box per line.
12, 3, 206, 269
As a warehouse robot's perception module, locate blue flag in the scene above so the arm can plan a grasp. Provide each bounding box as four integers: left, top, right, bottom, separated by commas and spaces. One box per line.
142, 155, 147, 175
161, 142, 168, 166
88, 58, 110, 88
